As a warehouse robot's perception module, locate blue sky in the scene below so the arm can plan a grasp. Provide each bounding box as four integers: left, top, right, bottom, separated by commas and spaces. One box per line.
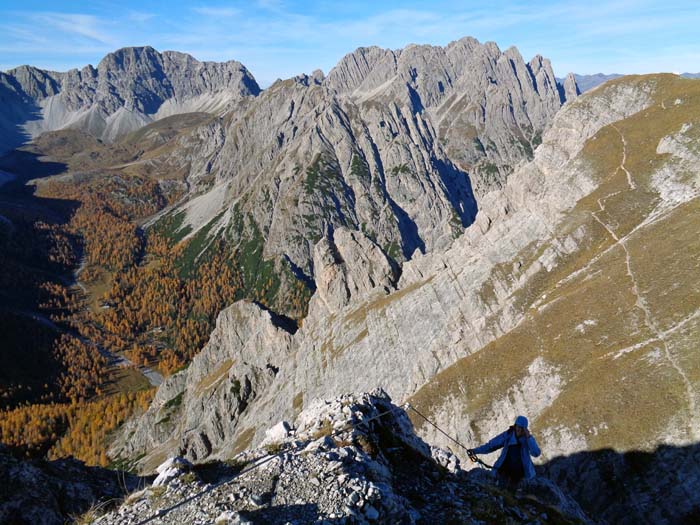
1, 0, 699, 86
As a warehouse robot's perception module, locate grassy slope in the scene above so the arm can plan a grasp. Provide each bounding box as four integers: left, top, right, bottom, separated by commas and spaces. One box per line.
27, 112, 213, 176
409, 75, 700, 453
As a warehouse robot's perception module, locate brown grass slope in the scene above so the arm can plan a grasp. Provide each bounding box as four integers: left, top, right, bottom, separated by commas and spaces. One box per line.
409, 74, 700, 455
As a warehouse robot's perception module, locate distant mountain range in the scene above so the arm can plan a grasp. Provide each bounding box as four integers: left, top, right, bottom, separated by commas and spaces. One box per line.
558, 72, 700, 93
0, 46, 260, 155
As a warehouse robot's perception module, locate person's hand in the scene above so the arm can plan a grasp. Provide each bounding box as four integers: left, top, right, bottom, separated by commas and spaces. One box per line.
523, 428, 531, 438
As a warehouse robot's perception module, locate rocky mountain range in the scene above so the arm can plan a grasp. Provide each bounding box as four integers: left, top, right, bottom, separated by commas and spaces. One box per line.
2, 39, 580, 319
0, 46, 260, 154
2, 36, 700, 525
561, 72, 700, 93
173, 37, 569, 285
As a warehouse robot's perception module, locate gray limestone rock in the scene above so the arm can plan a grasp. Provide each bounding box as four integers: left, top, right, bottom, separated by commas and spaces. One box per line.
311, 227, 398, 316
97, 393, 589, 525
110, 300, 294, 469
138, 36, 573, 303
562, 72, 581, 102
0, 46, 259, 153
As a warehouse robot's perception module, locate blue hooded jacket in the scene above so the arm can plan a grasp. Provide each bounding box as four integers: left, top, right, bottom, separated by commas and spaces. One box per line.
472, 427, 541, 479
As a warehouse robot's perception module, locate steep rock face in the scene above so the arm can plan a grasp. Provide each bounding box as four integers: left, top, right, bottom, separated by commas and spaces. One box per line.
111, 301, 294, 469
151, 36, 575, 290
407, 75, 700, 523
322, 37, 567, 195
311, 228, 399, 316
201, 74, 475, 272
0, 46, 259, 153
562, 72, 581, 101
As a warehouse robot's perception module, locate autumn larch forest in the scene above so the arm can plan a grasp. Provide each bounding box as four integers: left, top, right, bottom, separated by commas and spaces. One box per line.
0, 160, 311, 467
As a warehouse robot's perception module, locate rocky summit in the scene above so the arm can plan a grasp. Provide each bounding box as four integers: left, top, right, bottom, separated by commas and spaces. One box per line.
93, 391, 589, 525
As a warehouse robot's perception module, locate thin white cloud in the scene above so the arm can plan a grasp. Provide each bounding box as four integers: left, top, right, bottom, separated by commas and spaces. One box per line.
128, 11, 156, 24
0, 23, 52, 45
192, 6, 240, 17
256, 0, 288, 16
30, 13, 117, 46
257, 0, 284, 8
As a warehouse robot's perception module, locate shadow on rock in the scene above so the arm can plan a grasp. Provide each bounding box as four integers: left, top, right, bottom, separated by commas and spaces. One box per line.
539, 442, 700, 525
0, 149, 68, 182
239, 503, 347, 524
0, 445, 146, 525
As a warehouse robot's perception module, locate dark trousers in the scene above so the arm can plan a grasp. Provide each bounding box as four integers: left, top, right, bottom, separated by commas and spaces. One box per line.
495, 468, 524, 491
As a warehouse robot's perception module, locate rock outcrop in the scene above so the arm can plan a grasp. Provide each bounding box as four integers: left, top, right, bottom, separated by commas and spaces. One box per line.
111, 301, 295, 467
0, 445, 141, 525
561, 72, 581, 101
98, 392, 589, 525
311, 228, 399, 316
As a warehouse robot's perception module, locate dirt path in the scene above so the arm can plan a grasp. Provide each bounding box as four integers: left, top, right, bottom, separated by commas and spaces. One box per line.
73, 254, 88, 294
590, 128, 698, 440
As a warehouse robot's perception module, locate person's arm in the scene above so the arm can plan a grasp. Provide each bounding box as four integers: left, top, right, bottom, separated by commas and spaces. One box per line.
471, 431, 507, 455
526, 434, 541, 457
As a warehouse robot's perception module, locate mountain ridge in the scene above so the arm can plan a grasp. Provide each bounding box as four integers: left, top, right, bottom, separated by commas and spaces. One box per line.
7, 38, 700, 525
132, 35, 574, 293
557, 72, 700, 94
0, 46, 260, 154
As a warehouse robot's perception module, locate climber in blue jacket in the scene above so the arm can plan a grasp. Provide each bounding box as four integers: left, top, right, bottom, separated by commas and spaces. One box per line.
468, 415, 541, 488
